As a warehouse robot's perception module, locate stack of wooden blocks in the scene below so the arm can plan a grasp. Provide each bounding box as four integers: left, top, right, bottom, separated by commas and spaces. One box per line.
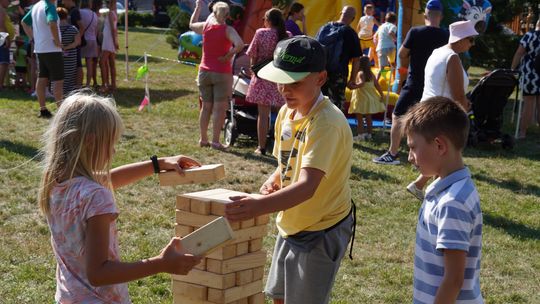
170, 186, 269, 304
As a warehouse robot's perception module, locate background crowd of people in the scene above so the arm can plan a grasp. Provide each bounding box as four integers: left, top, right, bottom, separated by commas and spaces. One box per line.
0, 0, 118, 117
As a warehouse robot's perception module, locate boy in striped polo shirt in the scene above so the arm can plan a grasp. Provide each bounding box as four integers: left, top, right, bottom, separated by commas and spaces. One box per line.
402, 96, 483, 304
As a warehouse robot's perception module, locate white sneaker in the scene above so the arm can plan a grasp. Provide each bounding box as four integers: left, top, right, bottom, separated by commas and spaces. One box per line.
30, 91, 37, 97
406, 182, 425, 201
353, 133, 371, 141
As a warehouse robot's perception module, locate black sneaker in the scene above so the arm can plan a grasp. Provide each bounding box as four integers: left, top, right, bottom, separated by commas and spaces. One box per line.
372, 151, 400, 165
39, 109, 53, 118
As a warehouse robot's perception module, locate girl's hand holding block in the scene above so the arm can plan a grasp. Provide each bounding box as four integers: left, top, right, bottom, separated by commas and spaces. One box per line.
158, 237, 203, 275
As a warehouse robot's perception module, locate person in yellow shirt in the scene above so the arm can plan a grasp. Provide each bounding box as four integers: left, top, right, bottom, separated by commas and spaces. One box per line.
225, 36, 355, 304
0, 0, 15, 90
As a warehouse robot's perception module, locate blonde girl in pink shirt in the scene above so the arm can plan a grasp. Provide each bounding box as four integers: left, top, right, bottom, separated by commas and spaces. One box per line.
38, 92, 202, 303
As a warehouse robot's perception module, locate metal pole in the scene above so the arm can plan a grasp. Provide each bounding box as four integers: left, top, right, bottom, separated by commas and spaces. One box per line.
124, 0, 129, 81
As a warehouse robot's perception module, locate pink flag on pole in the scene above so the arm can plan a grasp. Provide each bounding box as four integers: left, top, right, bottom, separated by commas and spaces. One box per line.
138, 95, 149, 112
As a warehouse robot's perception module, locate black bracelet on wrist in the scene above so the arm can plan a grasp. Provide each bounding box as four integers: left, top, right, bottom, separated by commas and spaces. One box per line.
150, 155, 160, 174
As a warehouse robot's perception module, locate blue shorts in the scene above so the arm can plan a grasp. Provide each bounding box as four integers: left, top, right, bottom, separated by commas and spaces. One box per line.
0, 46, 9, 64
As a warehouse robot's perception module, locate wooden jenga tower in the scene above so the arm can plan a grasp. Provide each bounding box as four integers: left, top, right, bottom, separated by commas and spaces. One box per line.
172, 188, 269, 304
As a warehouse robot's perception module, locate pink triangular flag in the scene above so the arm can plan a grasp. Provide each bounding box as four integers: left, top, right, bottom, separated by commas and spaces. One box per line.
138, 95, 149, 112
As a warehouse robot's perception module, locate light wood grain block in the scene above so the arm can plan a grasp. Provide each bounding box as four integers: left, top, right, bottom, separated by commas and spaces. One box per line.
176, 210, 219, 228
236, 298, 249, 304
159, 164, 225, 186
173, 295, 216, 304
172, 281, 207, 300
228, 225, 267, 245
181, 217, 234, 256
255, 215, 270, 225
194, 257, 206, 271
248, 292, 265, 304
206, 251, 266, 274
190, 199, 211, 215
236, 242, 249, 256
248, 239, 263, 253
240, 219, 255, 229
181, 188, 251, 216
252, 267, 264, 281
207, 280, 263, 303
174, 224, 194, 238
176, 196, 191, 211
235, 269, 253, 286
172, 270, 236, 289
206, 243, 237, 260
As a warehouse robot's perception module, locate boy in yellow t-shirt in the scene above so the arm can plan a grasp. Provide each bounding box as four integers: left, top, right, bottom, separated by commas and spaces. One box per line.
225, 36, 355, 304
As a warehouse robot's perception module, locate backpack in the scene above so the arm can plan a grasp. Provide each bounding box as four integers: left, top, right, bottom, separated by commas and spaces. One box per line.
315, 22, 346, 74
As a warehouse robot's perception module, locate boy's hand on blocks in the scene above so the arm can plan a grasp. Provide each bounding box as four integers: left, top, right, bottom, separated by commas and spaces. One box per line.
225, 196, 262, 221
161, 155, 201, 175
158, 237, 202, 275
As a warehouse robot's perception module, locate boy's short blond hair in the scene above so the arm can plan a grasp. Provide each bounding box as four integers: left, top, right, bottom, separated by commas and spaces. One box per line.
401, 96, 469, 150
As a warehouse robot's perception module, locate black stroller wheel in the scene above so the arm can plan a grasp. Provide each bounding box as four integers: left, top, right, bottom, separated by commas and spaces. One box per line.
224, 119, 238, 147
501, 134, 514, 150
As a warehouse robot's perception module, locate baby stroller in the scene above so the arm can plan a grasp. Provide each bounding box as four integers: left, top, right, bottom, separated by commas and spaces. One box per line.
467, 69, 518, 149
223, 46, 278, 148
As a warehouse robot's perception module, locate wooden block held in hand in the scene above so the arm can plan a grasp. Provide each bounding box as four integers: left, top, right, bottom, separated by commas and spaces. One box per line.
172, 281, 207, 300
181, 217, 235, 256
159, 164, 225, 186
176, 210, 219, 228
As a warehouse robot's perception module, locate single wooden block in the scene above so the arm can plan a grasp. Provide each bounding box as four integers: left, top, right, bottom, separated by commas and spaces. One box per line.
181, 188, 251, 216
206, 251, 266, 274
172, 281, 207, 301
248, 239, 263, 253
255, 215, 270, 226
181, 217, 235, 256
191, 199, 211, 215
206, 243, 237, 260
228, 225, 267, 245
174, 224, 194, 238
172, 270, 236, 289
248, 292, 265, 304
236, 298, 249, 304
176, 210, 219, 228
240, 219, 255, 229
235, 269, 253, 286
173, 294, 215, 304
252, 266, 264, 281
194, 257, 206, 271
236, 241, 249, 256
159, 164, 225, 186
207, 280, 263, 303
176, 196, 191, 211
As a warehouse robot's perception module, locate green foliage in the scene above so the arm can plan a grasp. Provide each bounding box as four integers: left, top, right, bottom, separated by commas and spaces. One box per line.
165, 5, 191, 50
470, 31, 520, 69
118, 11, 154, 27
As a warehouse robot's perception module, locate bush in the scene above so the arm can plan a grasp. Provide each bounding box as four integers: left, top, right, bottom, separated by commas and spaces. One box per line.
470, 29, 521, 69
118, 11, 154, 27
165, 5, 191, 50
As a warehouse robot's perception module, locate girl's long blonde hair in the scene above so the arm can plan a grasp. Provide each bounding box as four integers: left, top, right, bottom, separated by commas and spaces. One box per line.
38, 92, 124, 215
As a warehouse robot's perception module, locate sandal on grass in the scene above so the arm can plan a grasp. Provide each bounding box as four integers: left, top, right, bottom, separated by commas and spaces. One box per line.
199, 140, 211, 147
211, 142, 228, 151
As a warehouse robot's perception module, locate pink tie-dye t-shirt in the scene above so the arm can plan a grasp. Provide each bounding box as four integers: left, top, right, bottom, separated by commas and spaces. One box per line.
48, 176, 130, 304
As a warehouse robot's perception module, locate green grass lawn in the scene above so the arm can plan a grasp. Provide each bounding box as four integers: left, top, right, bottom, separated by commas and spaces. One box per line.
1, 27, 539, 303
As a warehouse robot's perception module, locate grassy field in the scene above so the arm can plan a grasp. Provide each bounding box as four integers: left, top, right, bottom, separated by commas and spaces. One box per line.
0, 27, 539, 303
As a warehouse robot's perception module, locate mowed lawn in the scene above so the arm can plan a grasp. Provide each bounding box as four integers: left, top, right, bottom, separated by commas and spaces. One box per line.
0, 27, 539, 303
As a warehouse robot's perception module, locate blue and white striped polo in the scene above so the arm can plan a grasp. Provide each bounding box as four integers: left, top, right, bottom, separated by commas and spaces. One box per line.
413, 167, 483, 304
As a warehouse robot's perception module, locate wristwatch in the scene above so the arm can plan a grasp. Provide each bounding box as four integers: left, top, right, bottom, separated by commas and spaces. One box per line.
150, 155, 160, 174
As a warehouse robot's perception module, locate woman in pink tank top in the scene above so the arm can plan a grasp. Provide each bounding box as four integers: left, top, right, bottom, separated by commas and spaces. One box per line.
190, 0, 244, 150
